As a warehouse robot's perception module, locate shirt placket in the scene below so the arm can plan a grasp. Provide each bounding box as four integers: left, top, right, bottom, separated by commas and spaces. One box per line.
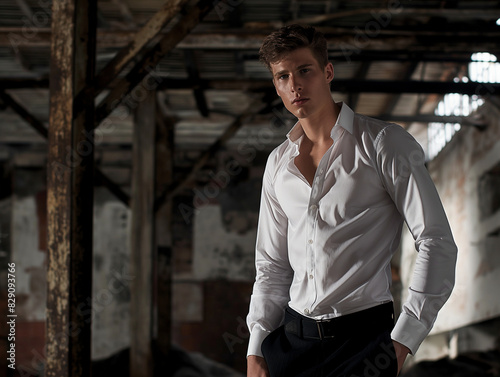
303, 150, 329, 316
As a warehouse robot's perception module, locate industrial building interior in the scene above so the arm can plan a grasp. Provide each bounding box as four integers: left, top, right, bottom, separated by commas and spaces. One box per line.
1, 0, 500, 376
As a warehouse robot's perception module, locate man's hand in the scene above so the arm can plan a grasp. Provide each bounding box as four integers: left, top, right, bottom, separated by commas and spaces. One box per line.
247, 355, 270, 377
392, 340, 410, 375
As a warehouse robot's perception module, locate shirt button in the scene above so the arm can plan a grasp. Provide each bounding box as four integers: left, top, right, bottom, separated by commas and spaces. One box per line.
319, 169, 324, 174
310, 204, 317, 211
308, 239, 313, 244
309, 274, 314, 279
304, 308, 310, 315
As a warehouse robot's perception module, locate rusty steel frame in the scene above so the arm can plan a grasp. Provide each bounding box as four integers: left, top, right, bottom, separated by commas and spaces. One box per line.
46, 0, 96, 376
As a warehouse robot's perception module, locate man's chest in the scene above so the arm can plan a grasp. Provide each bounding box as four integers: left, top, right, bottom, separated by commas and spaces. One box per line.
274, 147, 392, 226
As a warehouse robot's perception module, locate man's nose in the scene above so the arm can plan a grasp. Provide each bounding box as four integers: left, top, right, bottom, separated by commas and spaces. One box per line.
290, 76, 302, 92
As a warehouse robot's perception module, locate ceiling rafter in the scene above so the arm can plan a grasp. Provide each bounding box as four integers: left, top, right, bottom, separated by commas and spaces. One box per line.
2, 28, 500, 52
291, 6, 500, 25
93, 0, 219, 129
92, 0, 192, 97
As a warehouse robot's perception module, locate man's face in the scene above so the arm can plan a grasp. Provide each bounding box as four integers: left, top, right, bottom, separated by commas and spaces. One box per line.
270, 47, 334, 120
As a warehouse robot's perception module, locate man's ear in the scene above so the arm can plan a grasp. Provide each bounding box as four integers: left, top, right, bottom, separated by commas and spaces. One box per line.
325, 62, 334, 83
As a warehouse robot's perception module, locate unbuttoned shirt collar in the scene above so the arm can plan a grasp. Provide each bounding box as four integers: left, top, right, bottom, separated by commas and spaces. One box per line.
286, 102, 354, 151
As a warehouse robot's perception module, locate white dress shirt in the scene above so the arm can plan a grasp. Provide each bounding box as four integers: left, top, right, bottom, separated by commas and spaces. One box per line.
247, 102, 458, 357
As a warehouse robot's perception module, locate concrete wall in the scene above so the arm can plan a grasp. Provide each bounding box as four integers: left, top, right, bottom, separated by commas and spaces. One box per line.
3, 150, 264, 375
171, 162, 264, 374
6, 169, 134, 374
400, 100, 500, 362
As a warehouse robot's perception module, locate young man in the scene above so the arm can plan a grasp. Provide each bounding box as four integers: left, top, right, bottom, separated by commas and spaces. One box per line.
246, 25, 458, 377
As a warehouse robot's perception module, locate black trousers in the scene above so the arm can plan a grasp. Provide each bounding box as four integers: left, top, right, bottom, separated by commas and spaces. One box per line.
261, 303, 398, 377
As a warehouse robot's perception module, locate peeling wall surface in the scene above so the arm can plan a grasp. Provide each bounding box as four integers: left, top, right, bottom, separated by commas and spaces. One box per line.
193, 205, 256, 281
9, 172, 133, 363
12, 170, 46, 322
400, 102, 500, 359
172, 170, 262, 373
91, 187, 132, 360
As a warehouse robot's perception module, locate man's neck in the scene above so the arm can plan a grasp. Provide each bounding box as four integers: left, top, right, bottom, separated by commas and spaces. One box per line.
299, 101, 341, 145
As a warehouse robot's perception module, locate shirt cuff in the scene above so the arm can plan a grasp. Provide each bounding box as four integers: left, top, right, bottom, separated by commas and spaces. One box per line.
247, 327, 271, 358
391, 312, 430, 355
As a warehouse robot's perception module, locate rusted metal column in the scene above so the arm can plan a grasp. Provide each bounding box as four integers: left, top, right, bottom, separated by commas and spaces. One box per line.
130, 91, 156, 377
154, 104, 175, 359
46, 0, 96, 376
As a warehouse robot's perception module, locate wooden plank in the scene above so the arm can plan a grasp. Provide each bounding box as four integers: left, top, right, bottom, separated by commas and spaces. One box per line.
46, 0, 96, 376
93, 0, 219, 128
130, 91, 156, 377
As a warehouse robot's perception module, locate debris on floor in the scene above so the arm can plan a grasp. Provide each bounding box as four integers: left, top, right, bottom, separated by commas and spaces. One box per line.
402, 350, 500, 377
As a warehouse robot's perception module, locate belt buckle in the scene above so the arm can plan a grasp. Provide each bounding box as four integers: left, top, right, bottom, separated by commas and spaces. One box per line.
316, 318, 334, 340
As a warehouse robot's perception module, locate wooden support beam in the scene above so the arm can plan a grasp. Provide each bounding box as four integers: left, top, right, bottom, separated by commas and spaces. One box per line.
130, 91, 156, 377
0, 90, 130, 206
2, 27, 500, 51
154, 103, 175, 360
46, 0, 96, 376
0, 90, 48, 138
377, 114, 487, 128
154, 97, 265, 210
0, 77, 49, 89
155, 78, 500, 96
94, 169, 130, 206
93, 0, 190, 96
94, 0, 218, 129
292, 7, 500, 25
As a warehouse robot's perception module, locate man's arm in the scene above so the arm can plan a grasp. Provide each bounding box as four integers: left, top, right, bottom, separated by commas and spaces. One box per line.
375, 125, 458, 355
247, 150, 293, 360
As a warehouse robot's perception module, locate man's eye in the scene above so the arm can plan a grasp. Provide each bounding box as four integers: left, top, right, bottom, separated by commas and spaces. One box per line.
279, 74, 288, 80
300, 69, 310, 74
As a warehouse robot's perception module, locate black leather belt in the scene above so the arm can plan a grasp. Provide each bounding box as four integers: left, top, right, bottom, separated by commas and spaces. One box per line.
284, 302, 394, 340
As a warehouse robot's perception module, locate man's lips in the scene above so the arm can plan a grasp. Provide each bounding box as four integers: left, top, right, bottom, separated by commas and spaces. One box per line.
292, 98, 309, 105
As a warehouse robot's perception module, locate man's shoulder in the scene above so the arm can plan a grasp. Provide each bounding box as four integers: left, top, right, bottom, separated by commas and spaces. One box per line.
352, 113, 408, 146
263, 139, 291, 180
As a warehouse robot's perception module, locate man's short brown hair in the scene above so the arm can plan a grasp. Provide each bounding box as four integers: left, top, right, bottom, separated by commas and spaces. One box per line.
259, 24, 328, 72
